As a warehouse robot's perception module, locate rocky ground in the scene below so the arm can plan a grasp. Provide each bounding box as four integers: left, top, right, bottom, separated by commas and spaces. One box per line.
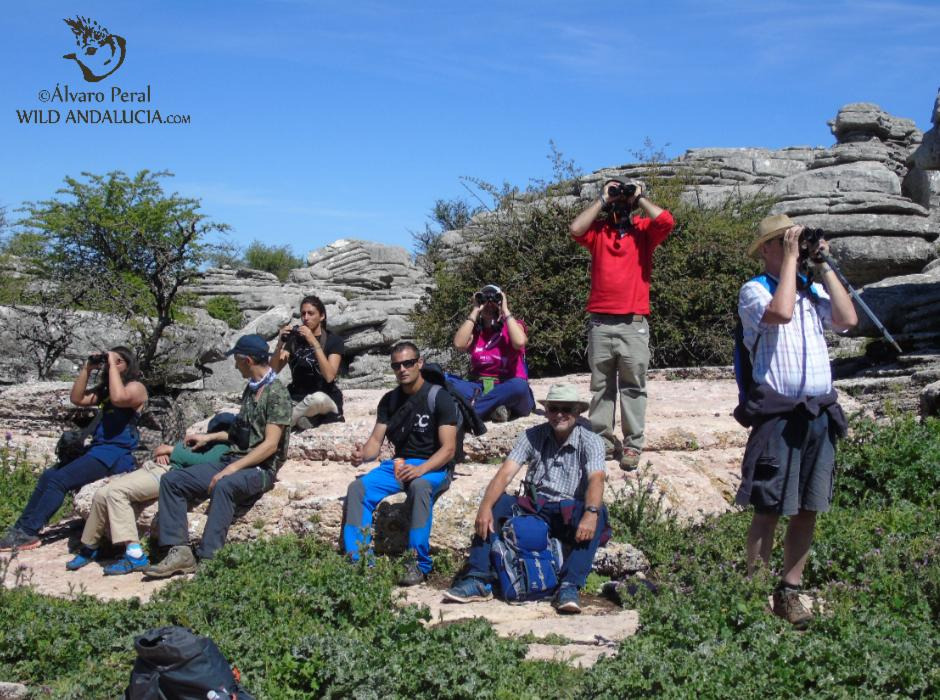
3, 371, 810, 666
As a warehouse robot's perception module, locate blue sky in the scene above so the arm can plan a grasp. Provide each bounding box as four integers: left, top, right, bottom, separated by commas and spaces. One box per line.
2, 1, 938, 259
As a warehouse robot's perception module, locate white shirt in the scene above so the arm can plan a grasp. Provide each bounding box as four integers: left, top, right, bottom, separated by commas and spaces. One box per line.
738, 277, 834, 398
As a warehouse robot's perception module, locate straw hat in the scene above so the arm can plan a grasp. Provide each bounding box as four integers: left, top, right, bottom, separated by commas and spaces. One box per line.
747, 214, 797, 258
537, 383, 590, 414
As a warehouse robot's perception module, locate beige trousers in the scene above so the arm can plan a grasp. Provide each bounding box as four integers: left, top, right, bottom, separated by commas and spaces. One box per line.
290, 392, 339, 426
80, 460, 170, 547
587, 314, 651, 453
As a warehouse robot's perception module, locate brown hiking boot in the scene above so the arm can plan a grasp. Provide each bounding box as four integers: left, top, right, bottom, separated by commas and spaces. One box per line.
143, 545, 197, 578
619, 448, 642, 471
772, 586, 813, 628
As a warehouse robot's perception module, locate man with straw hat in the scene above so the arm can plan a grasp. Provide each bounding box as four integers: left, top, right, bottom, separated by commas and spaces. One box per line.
737, 214, 857, 627
443, 383, 608, 614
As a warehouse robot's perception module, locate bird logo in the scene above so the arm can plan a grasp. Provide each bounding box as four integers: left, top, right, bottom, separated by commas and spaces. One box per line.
62, 16, 126, 83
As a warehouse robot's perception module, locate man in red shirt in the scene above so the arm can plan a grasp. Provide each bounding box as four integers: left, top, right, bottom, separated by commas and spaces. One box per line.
568, 178, 675, 469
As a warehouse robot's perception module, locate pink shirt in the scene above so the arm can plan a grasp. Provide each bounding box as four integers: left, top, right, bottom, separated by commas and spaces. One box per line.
469, 319, 528, 380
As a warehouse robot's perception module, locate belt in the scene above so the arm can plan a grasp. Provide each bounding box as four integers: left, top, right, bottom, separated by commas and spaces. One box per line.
591, 313, 647, 323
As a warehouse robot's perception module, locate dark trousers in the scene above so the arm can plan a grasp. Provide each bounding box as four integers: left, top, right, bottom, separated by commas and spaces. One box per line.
16, 454, 110, 536
156, 462, 269, 560
464, 494, 608, 588
447, 375, 535, 421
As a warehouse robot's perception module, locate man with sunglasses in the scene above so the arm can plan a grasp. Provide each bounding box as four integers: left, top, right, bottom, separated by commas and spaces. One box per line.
737, 215, 857, 627
444, 384, 607, 614
343, 342, 458, 586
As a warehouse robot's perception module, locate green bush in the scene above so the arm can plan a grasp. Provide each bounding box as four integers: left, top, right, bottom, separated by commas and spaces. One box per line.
412, 156, 770, 375
412, 198, 592, 376
0, 446, 67, 531
205, 294, 244, 329
244, 241, 304, 282
835, 410, 940, 508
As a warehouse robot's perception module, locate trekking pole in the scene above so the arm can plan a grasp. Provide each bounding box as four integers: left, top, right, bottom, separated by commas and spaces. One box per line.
816, 249, 903, 354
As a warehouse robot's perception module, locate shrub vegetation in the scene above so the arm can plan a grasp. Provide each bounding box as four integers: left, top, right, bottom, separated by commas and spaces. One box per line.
412, 152, 771, 375
244, 241, 304, 282
205, 294, 244, 330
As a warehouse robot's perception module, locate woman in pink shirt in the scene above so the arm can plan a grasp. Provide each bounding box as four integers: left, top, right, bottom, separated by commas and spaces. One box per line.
448, 284, 535, 422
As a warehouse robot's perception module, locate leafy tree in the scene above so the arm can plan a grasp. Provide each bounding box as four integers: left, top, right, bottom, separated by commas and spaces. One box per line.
243, 240, 303, 281
411, 197, 482, 275
19, 170, 228, 381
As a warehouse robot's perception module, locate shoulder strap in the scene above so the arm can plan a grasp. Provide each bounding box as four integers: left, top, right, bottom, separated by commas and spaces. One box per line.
427, 384, 441, 413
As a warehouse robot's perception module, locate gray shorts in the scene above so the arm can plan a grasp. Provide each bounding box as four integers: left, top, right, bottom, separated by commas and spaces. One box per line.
749, 411, 836, 516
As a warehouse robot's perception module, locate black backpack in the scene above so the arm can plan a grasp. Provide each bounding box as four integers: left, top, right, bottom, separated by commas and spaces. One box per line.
420, 362, 487, 463
124, 626, 255, 700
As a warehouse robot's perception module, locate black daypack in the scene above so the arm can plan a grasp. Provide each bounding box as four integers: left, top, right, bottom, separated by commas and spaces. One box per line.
421, 362, 487, 463
124, 626, 255, 700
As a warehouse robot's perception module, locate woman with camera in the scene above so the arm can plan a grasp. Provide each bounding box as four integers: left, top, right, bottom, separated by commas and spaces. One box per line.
0, 347, 148, 552
271, 295, 345, 431
449, 284, 534, 422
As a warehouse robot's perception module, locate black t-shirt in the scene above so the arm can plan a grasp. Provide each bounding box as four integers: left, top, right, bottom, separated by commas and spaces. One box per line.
286, 331, 345, 414
377, 382, 458, 460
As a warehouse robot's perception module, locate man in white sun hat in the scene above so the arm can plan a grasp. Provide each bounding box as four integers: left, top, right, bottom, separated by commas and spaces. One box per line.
443, 383, 609, 615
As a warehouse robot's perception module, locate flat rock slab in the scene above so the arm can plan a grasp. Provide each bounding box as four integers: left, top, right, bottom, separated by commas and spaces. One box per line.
399, 585, 637, 668
525, 643, 614, 668
0, 523, 183, 602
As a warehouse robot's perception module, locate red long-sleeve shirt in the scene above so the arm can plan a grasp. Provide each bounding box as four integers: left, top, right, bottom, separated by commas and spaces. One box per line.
574, 210, 675, 315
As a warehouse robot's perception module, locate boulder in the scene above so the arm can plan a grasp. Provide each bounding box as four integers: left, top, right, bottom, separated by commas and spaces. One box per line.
903, 167, 940, 210
853, 267, 940, 336
825, 236, 939, 286
920, 380, 940, 417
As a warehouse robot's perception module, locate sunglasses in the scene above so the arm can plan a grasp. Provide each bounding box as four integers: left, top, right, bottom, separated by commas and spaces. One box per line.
545, 403, 577, 415
390, 358, 419, 371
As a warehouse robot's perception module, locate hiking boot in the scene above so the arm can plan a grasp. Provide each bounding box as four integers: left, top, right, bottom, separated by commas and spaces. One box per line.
443, 577, 493, 603
619, 448, 641, 471
104, 553, 150, 576
0, 527, 40, 552
772, 586, 813, 628
65, 546, 99, 571
398, 561, 428, 587
603, 436, 623, 462
143, 545, 197, 579
552, 584, 582, 614
489, 406, 510, 423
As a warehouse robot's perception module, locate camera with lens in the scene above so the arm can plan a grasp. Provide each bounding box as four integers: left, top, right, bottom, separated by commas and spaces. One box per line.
798, 227, 826, 262
608, 183, 637, 199
88, 352, 108, 365
474, 290, 503, 305
227, 416, 252, 451
280, 325, 304, 343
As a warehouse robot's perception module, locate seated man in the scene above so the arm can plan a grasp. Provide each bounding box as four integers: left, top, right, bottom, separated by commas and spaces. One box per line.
343, 341, 458, 586
144, 334, 291, 578
445, 384, 608, 614
65, 413, 234, 575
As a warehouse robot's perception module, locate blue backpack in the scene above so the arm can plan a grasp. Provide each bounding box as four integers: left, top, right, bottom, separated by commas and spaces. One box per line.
490, 514, 564, 602
733, 273, 819, 421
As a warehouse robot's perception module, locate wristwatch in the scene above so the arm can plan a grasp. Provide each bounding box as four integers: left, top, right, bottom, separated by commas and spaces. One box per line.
585, 505, 600, 514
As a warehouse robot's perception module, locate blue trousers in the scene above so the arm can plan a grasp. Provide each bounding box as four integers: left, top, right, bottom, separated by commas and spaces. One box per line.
464, 494, 608, 588
343, 459, 451, 574
16, 454, 113, 536
446, 375, 534, 421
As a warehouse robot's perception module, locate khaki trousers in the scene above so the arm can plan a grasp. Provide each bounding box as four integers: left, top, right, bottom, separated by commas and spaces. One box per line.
587, 314, 651, 453
80, 460, 170, 547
